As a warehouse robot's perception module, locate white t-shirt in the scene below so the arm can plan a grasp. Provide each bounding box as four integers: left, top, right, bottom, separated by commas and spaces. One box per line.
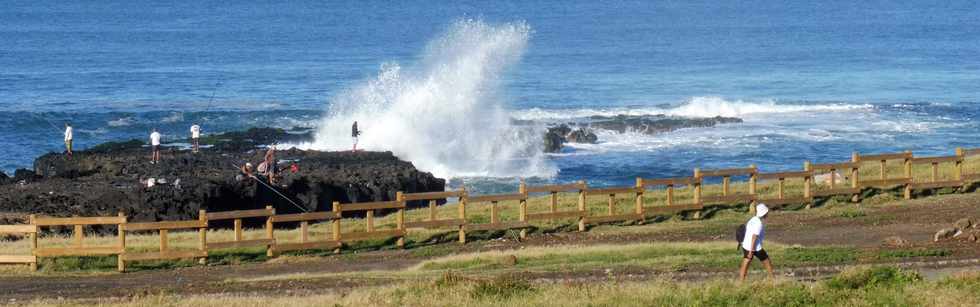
150, 132, 161, 146
64, 126, 73, 141
190, 125, 200, 139
741, 216, 765, 251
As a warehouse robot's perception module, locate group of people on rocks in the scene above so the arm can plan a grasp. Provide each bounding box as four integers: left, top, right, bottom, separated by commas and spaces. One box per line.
63, 120, 359, 187
62, 122, 201, 163
62, 121, 362, 161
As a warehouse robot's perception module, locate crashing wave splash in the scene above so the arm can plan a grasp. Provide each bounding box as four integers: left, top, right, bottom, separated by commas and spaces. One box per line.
309, 19, 555, 179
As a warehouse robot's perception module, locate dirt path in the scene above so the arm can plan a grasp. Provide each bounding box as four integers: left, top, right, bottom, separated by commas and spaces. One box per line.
2, 193, 979, 301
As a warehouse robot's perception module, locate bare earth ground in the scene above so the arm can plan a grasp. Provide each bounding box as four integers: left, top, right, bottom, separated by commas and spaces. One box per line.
2, 193, 980, 302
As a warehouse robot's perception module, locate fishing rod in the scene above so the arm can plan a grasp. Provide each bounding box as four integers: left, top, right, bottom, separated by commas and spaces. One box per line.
232, 163, 309, 213
203, 82, 221, 115
28, 112, 64, 134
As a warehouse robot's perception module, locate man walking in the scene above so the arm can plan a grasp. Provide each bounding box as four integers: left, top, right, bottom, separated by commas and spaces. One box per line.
64, 122, 73, 159
739, 203, 775, 281
150, 128, 162, 164
190, 123, 201, 153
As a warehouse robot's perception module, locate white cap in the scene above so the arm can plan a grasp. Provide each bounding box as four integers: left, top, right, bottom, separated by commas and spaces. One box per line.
755, 203, 769, 217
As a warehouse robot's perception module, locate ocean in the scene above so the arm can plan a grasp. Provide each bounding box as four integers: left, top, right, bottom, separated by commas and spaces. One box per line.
3, 1, 979, 194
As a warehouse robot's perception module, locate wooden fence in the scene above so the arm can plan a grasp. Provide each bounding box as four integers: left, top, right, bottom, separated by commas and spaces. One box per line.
2, 147, 979, 272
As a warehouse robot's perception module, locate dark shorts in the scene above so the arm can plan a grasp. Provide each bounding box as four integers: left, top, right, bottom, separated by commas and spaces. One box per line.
742, 248, 769, 261
152, 145, 159, 152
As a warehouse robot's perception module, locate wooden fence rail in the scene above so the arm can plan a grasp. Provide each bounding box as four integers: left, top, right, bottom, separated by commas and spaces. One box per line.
118, 210, 207, 272
269, 211, 341, 255
202, 206, 275, 256
465, 184, 531, 238
0, 220, 38, 271
334, 195, 407, 248
524, 181, 588, 231
4, 147, 980, 272
401, 189, 466, 243
637, 176, 704, 217
697, 166, 757, 209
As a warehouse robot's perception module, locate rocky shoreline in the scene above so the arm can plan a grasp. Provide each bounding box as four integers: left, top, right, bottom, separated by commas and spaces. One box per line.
0, 128, 445, 227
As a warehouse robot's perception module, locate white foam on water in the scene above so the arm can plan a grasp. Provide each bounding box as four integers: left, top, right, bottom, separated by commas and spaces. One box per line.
513, 96, 871, 121
161, 112, 185, 123
107, 117, 136, 127
308, 19, 555, 179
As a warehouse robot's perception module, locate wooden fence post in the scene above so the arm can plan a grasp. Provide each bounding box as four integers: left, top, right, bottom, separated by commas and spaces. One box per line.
550, 192, 558, 213
851, 152, 861, 203
458, 188, 467, 244
804, 161, 812, 209
73, 221, 83, 248
519, 182, 529, 239
606, 193, 615, 216
577, 180, 587, 232
198, 209, 207, 265
117, 212, 126, 272
490, 201, 499, 224
693, 167, 703, 198
634, 178, 644, 218
904, 151, 913, 200
266, 205, 275, 257
749, 165, 757, 203
956, 148, 964, 189
722, 176, 730, 196
233, 218, 243, 242
396, 192, 406, 248
366, 210, 375, 232
29, 214, 37, 271
428, 200, 437, 221
693, 168, 703, 219
332, 201, 341, 254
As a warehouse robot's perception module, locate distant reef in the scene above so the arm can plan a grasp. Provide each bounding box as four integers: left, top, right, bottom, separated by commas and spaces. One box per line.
0, 128, 445, 229
542, 114, 743, 153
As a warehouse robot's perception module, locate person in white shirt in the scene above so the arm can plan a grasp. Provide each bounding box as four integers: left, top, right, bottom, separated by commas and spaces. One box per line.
739, 203, 775, 281
150, 128, 162, 164
190, 124, 201, 153
64, 123, 73, 158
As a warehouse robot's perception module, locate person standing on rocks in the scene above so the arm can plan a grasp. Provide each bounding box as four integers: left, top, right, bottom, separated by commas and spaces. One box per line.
739, 203, 775, 282
190, 123, 201, 153
257, 145, 277, 184
351, 121, 361, 151
150, 128, 162, 164
64, 122, 73, 159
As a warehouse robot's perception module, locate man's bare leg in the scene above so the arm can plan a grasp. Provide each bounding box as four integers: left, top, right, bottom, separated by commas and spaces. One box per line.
762, 258, 775, 279
738, 257, 752, 281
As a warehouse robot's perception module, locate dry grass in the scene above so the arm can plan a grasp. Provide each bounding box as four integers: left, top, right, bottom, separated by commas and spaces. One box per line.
22, 266, 980, 307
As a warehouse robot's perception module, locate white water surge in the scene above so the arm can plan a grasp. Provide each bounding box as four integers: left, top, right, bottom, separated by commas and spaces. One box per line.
309, 19, 554, 179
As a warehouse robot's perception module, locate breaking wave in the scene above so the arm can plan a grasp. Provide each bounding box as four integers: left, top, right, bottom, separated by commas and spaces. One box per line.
513, 96, 872, 121
309, 19, 555, 179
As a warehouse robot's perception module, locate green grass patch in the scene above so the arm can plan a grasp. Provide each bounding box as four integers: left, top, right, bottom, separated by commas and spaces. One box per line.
414, 242, 859, 275
469, 274, 536, 300
837, 209, 867, 218
40, 256, 118, 272
783, 246, 858, 264
877, 248, 952, 259
825, 266, 922, 290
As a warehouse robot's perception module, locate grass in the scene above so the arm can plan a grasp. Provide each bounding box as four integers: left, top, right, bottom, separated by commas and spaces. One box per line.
1, 155, 978, 274
21, 266, 980, 306
228, 241, 868, 284
878, 248, 953, 260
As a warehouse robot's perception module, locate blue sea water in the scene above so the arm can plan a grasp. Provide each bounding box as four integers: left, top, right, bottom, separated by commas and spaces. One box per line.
2, 1, 979, 193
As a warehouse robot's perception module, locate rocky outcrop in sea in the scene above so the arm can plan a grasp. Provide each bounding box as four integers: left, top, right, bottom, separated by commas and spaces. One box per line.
0, 128, 445, 227
542, 114, 742, 152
